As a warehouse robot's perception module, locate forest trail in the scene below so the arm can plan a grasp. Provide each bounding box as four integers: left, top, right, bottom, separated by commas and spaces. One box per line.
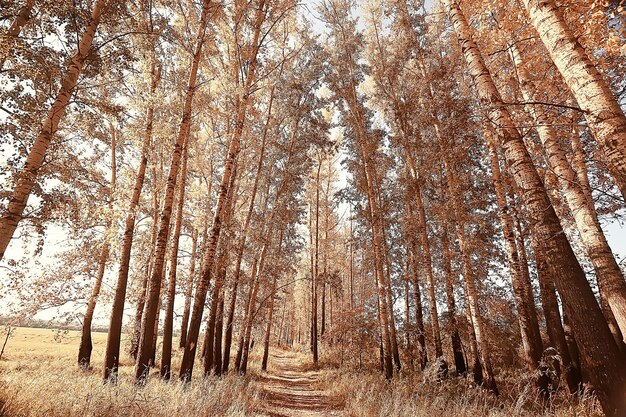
254, 351, 344, 417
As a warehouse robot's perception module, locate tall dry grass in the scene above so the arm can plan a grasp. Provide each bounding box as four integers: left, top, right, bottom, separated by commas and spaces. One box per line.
314, 345, 603, 417
0, 329, 606, 416
0, 327, 260, 417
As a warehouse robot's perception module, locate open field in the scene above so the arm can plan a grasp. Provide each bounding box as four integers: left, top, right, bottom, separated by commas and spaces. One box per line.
0, 327, 259, 417
0, 327, 605, 417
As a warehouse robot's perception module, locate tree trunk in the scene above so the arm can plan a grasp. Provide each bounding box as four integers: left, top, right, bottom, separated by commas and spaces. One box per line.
509, 42, 626, 348
239, 260, 263, 375
404, 259, 411, 350
235, 258, 259, 372
445, 1, 625, 412
130, 167, 160, 360
522, 0, 626, 200
262, 276, 277, 372
135, 0, 212, 382
410, 240, 428, 370
179, 0, 267, 382
380, 222, 402, 372
562, 311, 583, 383
160, 135, 190, 379
204, 246, 229, 375
179, 228, 198, 349
414, 181, 445, 375
0, 0, 108, 261
486, 136, 547, 394
77, 242, 110, 369
262, 230, 283, 372
78, 122, 116, 370
532, 233, 583, 394
0, 0, 36, 70
104, 58, 161, 381
356, 112, 393, 380
204, 166, 240, 374
569, 120, 593, 206
312, 157, 322, 364
148, 259, 168, 368
441, 223, 467, 376
213, 294, 224, 375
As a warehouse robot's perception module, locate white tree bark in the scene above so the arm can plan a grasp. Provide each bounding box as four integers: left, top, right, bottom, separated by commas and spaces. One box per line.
522, 0, 626, 200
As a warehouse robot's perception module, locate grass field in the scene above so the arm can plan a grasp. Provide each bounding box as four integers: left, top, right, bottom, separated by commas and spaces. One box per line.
0, 327, 605, 416
0, 327, 259, 417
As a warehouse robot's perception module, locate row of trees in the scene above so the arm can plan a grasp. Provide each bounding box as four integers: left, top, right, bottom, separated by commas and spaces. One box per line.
1, 0, 626, 416
298, 2, 626, 417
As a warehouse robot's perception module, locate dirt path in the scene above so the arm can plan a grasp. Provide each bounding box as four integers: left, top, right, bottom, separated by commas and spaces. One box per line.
254, 351, 344, 417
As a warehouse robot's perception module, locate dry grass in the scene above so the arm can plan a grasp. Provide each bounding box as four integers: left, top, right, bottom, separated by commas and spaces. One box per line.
0, 327, 260, 417
314, 347, 603, 417
0, 329, 605, 416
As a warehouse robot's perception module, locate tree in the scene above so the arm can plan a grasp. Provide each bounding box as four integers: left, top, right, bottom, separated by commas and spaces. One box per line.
522, 0, 626, 201
135, 0, 215, 381
445, 0, 626, 413
0, 0, 110, 261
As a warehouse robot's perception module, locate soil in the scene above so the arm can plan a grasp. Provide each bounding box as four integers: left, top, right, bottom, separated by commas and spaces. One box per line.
255, 351, 344, 417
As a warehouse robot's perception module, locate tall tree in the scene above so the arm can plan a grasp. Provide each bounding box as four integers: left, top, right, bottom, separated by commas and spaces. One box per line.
78, 122, 117, 369
0, 0, 109, 261
445, 0, 626, 413
103, 43, 161, 381
507, 41, 626, 347
135, 0, 214, 381
521, 0, 626, 200
179, 0, 271, 381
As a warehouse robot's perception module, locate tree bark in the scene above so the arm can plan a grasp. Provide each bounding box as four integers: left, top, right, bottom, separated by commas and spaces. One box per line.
213, 294, 224, 374
522, 0, 626, 201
